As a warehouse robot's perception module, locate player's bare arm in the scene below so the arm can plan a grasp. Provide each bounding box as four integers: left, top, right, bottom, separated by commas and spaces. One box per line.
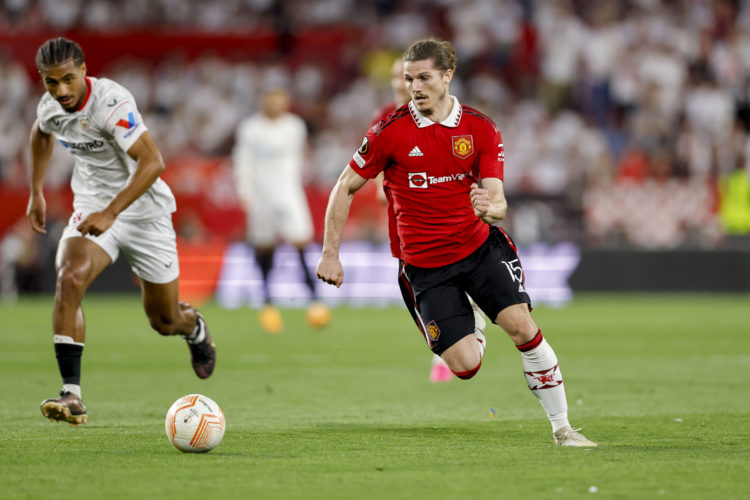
27, 119, 55, 234
470, 177, 507, 224
76, 131, 165, 236
374, 171, 387, 204
316, 165, 368, 288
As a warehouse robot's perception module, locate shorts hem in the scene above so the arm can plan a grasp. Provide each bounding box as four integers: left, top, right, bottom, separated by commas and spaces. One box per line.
430, 330, 476, 356
133, 269, 180, 285
59, 230, 119, 264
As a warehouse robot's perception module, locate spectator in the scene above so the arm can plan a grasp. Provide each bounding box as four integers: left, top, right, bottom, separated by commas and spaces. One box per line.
1, 0, 750, 251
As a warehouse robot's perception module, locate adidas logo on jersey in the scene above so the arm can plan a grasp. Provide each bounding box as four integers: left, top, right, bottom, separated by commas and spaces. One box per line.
408, 146, 424, 157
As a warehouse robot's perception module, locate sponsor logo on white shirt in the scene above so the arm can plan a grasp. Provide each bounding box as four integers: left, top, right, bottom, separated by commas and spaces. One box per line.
59, 139, 105, 151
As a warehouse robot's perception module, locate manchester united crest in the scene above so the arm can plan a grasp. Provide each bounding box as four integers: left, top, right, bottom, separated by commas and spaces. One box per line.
427, 320, 440, 341
452, 135, 473, 158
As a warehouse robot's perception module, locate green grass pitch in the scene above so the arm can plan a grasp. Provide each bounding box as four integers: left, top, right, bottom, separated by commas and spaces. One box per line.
1, 294, 748, 499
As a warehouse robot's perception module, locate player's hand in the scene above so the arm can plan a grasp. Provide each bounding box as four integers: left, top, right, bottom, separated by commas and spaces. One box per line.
316, 254, 344, 288
77, 209, 116, 237
470, 183, 490, 219
26, 193, 47, 234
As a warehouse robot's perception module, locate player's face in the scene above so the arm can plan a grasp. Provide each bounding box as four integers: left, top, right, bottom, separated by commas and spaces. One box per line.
40, 60, 88, 112
262, 90, 290, 119
403, 59, 453, 118
390, 59, 410, 106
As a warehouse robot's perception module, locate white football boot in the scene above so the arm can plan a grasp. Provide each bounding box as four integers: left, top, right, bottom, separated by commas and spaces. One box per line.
553, 426, 598, 447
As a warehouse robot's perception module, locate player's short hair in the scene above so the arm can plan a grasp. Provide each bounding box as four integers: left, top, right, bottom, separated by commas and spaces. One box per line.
35, 37, 85, 72
403, 38, 457, 73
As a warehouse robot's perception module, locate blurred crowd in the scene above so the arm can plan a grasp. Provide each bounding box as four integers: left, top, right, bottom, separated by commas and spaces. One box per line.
2, 0, 750, 268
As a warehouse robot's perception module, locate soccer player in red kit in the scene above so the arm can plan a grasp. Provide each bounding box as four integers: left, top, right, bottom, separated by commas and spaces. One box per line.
373, 57, 484, 383
317, 38, 596, 447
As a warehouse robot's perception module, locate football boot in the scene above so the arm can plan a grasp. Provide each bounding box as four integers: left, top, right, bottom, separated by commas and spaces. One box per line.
41, 391, 87, 425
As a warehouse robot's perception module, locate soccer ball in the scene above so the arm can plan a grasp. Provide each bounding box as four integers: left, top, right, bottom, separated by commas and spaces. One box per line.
306, 302, 331, 328
165, 394, 225, 453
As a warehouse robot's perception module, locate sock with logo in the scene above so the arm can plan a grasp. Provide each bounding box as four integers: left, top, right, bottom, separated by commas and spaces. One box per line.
54, 335, 83, 398
516, 330, 570, 433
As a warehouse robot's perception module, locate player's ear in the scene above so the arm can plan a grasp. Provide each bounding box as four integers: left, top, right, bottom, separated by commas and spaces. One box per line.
80, 62, 87, 78
443, 69, 453, 85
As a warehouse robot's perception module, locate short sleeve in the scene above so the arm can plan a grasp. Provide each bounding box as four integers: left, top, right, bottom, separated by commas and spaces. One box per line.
36, 97, 55, 135
102, 97, 148, 153
38, 118, 52, 135
478, 126, 504, 181
347, 127, 388, 180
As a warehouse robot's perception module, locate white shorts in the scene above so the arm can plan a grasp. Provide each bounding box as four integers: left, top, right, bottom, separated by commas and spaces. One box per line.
60, 211, 180, 284
249, 186, 313, 247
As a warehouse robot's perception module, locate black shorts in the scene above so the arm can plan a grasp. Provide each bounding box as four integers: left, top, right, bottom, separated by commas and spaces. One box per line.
400, 226, 531, 355
397, 259, 422, 331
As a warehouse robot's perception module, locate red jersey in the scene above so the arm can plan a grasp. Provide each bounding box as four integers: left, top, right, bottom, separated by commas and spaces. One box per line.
349, 98, 504, 268
370, 102, 401, 259
371, 102, 397, 126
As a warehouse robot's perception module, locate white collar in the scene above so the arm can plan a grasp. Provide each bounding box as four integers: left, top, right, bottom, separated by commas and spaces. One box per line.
408, 96, 463, 128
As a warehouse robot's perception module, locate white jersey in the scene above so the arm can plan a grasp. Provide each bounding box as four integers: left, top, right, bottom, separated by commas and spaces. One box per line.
36, 76, 176, 221
232, 111, 307, 203
233, 111, 312, 246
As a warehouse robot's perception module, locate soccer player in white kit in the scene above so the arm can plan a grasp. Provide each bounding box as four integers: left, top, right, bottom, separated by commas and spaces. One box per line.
233, 88, 328, 333
27, 38, 216, 425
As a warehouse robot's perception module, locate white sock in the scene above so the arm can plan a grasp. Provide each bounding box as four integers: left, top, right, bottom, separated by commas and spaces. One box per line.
63, 384, 82, 398
183, 316, 206, 344
53, 334, 84, 346
518, 332, 570, 433
470, 296, 486, 357
474, 329, 486, 358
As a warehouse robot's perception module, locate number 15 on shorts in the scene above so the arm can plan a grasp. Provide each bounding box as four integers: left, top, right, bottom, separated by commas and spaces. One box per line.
503, 259, 525, 293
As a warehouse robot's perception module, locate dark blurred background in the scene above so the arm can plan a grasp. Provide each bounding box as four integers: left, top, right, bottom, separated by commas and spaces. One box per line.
1, 0, 749, 302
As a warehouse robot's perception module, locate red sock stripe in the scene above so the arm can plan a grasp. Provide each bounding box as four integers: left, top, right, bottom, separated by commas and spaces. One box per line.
516, 330, 543, 352
451, 359, 482, 380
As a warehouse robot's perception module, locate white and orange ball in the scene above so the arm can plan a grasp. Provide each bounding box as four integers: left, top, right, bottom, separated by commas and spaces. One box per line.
165, 394, 225, 453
